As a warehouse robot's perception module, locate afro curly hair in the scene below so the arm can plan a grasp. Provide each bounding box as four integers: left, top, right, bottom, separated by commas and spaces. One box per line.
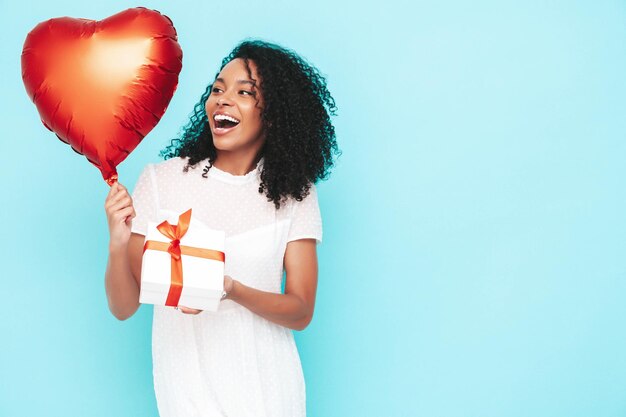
160, 39, 341, 209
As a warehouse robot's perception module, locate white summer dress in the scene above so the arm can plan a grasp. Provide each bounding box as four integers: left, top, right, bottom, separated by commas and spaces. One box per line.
130, 156, 322, 417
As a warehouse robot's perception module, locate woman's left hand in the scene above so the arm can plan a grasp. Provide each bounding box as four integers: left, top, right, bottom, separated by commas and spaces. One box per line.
177, 275, 235, 314
223, 275, 234, 298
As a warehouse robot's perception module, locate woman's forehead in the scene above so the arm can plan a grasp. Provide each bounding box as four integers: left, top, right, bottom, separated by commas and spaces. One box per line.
217, 58, 260, 83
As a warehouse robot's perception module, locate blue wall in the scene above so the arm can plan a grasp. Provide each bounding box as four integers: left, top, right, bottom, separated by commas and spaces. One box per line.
1, 1, 625, 416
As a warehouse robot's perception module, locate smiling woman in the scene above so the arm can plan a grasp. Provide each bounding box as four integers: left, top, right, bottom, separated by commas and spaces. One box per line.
103, 39, 340, 417
205, 58, 266, 157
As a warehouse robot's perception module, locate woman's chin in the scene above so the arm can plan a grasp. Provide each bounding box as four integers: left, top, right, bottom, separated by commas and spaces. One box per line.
212, 136, 239, 151
211, 130, 264, 153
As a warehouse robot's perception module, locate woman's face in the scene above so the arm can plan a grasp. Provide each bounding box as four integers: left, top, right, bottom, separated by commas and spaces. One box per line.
205, 58, 265, 154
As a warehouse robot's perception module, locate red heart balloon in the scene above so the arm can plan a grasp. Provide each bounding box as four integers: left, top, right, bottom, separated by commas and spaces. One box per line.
21, 7, 183, 185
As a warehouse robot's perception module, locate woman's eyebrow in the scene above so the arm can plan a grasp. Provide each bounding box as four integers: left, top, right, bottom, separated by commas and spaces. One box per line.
215, 77, 256, 87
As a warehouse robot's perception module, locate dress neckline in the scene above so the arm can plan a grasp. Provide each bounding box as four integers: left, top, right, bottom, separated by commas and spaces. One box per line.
207, 157, 264, 185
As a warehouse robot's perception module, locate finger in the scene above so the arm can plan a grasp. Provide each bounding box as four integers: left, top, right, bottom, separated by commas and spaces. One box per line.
105, 185, 126, 205
106, 190, 130, 207
113, 207, 134, 223
107, 182, 117, 198
110, 194, 132, 207
105, 183, 120, 202
108, 197, 133, 213
179, 306, 202, 315
111, 180, 127, 195
115, 185, 128, 196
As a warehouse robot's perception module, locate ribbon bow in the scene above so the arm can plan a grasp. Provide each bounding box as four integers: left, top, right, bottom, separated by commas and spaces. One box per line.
156, 208, 191, 261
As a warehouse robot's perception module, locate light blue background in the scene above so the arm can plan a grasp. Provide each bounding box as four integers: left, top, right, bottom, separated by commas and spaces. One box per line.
1, 1, 625, 416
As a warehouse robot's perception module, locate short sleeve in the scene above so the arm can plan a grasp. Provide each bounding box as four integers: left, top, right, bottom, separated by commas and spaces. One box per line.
130, 164, 158, 236
286, 183, 323, 244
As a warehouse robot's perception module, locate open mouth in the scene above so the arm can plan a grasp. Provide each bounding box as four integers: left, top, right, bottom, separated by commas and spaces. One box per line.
213, 114, 240, 133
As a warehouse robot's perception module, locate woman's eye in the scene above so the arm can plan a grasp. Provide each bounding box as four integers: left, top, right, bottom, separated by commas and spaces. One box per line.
211, 87, 222, 93
240, 90, 254, 96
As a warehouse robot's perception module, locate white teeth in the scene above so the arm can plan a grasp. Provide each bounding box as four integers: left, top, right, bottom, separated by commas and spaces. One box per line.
214, 114, 240, 123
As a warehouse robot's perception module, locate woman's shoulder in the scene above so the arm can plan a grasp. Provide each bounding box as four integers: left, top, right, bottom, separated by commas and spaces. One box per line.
284, 182, 320, 212
148, 156, 200, 178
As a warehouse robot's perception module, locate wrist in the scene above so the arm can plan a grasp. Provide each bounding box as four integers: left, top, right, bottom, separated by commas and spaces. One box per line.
109, 241, 128, 256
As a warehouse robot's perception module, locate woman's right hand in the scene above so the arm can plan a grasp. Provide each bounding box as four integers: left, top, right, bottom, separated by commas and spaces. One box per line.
105, 181, 136, 250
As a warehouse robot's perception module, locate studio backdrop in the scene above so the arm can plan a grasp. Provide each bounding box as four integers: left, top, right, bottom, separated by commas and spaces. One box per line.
1, 1, 625, 416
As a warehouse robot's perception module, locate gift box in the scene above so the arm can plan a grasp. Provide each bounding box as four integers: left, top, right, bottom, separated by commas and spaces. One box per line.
139, 208, 226, 311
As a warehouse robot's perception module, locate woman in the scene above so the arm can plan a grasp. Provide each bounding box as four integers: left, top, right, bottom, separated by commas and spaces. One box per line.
104, 39, 339, 416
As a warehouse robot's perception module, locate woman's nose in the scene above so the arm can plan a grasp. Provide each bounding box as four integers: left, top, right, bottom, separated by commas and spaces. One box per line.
217, 90, 234, 106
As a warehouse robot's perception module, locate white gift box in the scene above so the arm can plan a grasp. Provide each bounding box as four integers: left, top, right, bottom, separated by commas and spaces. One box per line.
139, 208, 226, 311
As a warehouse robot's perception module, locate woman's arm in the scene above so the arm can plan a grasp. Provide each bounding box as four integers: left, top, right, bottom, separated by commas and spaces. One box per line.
180, 238, 319, 331
105, 233, 144, 320
103, 181, 145, 321
233, 238, 318, 330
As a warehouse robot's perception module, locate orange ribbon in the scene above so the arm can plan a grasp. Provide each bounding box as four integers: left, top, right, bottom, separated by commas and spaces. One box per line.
143, 208, 225, 307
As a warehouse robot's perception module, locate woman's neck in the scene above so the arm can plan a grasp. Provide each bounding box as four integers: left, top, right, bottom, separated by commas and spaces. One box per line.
212, 151, 262, 176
